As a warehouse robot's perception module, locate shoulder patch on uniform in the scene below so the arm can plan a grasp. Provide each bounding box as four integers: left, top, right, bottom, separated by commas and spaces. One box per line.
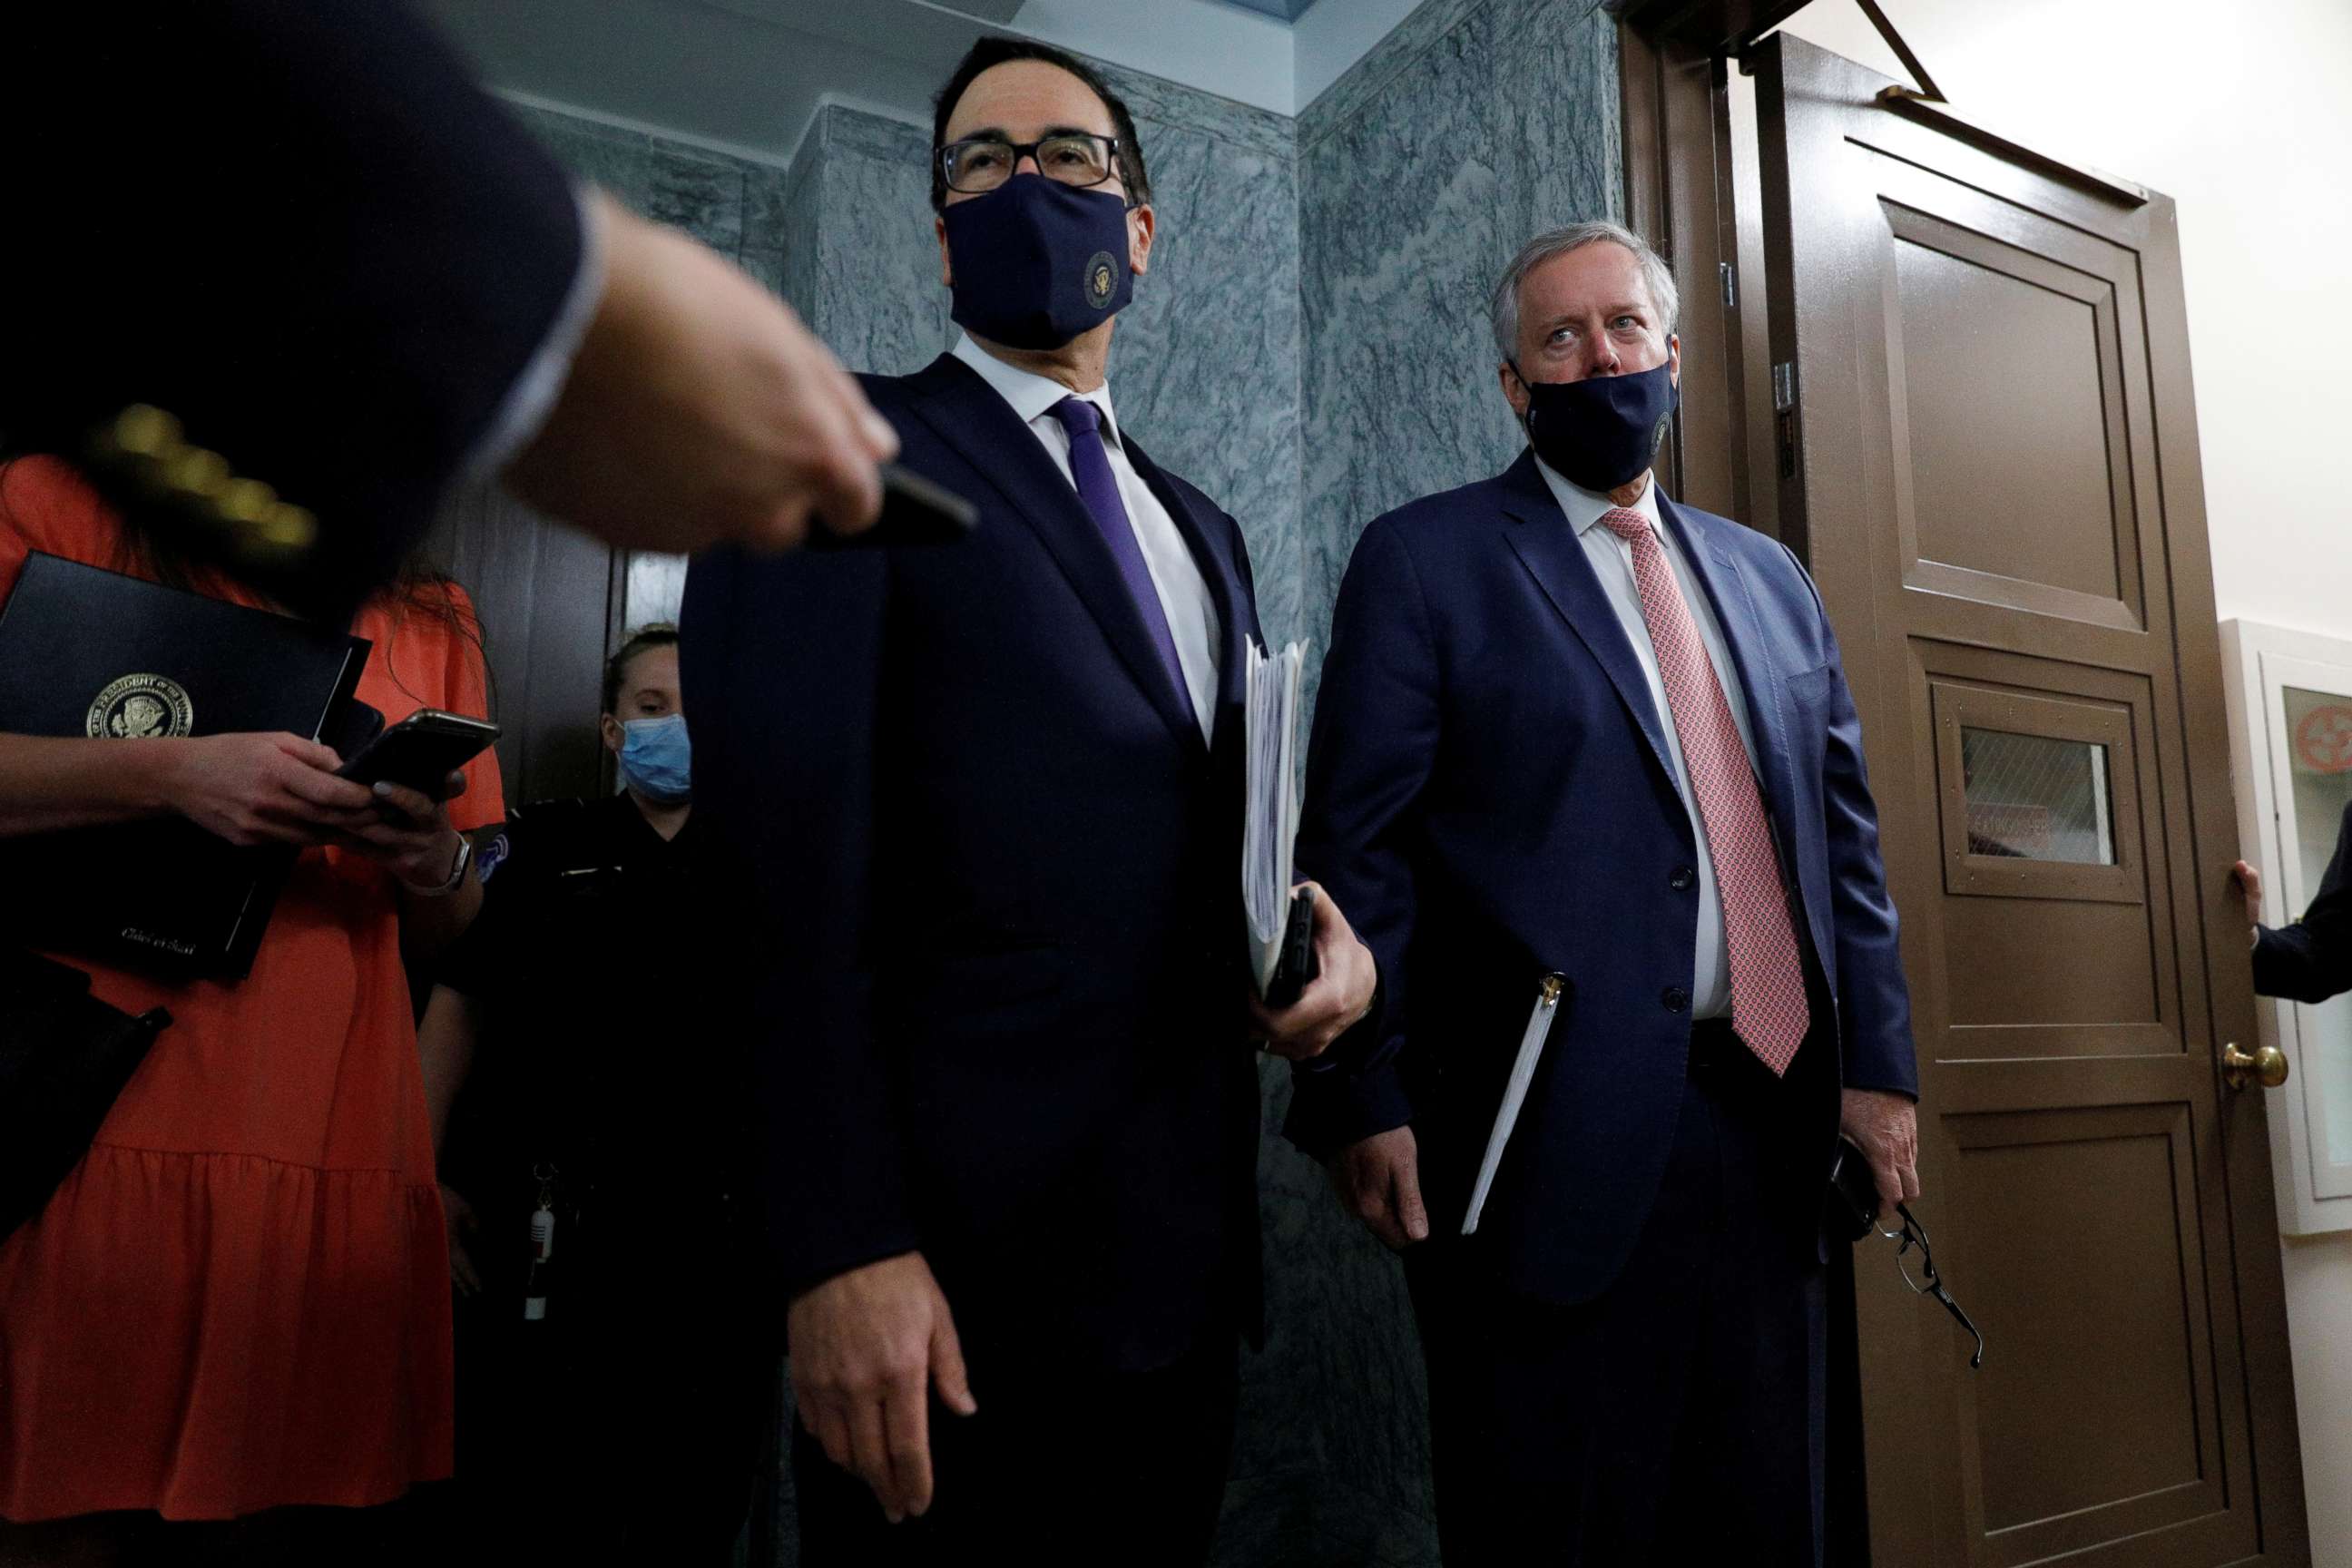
475, 831, 512, 884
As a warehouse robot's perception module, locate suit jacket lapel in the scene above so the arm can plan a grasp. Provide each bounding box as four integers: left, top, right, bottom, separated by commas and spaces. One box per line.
1495, 452, 1679, 790
902, 356, 1201, 750
1658, 495, 1800, 833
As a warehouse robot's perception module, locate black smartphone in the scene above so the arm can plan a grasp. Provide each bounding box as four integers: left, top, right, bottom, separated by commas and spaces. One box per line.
1261, 888, 1322, 1011
1827, 1133, 1883, 1242
334, 709, 501, 797
806, 462, 978, 551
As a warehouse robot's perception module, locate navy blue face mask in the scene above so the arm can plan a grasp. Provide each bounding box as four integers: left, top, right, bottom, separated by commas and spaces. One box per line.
944, 174, 1136, 350
1513, 360, 1680, 493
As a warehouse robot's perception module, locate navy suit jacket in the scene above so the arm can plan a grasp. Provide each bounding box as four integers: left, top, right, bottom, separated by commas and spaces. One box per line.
1288, 451, 1916, 1305
681, 352, 1265, 1371
12, 2, 584, 617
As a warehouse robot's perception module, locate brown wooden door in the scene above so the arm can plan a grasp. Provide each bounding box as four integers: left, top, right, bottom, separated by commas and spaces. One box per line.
419, 485, 669, 808
1752, 32, 2308, 1567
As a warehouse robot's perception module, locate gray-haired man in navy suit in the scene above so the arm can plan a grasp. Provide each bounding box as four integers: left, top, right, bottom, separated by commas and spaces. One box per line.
1289, 222, 1923, 1565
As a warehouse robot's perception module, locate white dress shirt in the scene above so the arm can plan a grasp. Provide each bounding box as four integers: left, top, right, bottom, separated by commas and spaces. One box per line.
951, 333, 1221, 740
1534, 458, 1765, 1020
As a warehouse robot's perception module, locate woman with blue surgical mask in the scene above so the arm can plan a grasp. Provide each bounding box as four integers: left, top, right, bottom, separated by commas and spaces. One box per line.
412, 623, 770, 1564
606, 643, 692, 817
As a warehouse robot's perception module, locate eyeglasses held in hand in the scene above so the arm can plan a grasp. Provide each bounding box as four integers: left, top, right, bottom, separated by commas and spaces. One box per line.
1881, 1202, 1984, 1370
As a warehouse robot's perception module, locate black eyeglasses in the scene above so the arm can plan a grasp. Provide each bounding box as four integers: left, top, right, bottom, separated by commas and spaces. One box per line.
937, 133, 1127, 197
1881, 1202, 1984, 1369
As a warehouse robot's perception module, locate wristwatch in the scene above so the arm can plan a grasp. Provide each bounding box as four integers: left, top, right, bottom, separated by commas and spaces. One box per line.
407, 833, 475, 898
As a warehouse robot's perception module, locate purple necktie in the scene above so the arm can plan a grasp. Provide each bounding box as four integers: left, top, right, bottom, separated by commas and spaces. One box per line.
1047, 397, 1191, 713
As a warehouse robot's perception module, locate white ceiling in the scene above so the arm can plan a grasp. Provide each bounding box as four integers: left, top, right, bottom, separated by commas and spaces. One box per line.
425, 0, 1429, 167
1220, 0, 1325, 18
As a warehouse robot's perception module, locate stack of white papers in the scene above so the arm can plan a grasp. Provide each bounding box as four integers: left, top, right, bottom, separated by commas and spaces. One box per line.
1242, 637, 1310, 996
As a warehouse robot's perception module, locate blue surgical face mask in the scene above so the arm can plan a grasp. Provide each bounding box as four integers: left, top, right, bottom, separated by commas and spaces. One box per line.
617, 713, 691, 806
1513, 359, 1680, 493
943, 174, 1136, 350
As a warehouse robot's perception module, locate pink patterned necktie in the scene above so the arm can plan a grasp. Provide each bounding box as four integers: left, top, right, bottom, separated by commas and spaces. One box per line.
1598, 507, 1811, 1074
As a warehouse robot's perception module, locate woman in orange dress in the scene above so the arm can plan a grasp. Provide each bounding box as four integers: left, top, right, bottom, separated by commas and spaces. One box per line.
0, 456, 502, 1562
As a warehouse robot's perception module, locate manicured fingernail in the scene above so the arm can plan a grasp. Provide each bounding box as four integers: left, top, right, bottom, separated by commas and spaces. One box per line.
372, 781, 393, 796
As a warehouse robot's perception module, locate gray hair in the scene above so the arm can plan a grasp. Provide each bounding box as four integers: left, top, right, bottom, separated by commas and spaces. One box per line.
1489, 221, 1681, 364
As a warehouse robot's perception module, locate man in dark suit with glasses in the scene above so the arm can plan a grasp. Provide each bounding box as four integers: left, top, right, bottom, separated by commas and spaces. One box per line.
1288, 222, 1921, 1564
683, 36, 1375, 1566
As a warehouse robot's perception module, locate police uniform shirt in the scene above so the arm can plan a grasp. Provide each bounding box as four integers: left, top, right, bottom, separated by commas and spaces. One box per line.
436, 793, 748, 1244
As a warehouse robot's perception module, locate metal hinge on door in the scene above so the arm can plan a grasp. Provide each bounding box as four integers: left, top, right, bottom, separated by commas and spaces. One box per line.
1720, 262, 1737, 310
1772, 360, 1798, 480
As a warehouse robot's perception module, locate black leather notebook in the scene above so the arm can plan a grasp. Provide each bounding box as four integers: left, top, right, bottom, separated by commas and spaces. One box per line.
0, 552, 372, 977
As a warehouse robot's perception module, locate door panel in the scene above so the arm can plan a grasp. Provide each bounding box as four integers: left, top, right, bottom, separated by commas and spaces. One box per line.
1893, 240, 2121, 603
1950, 1104, 2227, 1563
420, 481, 620, 804
421, 487, 681, 815
1754, 34, 2307, 1567
1871, 158, 2153, 634
1923, 652, 2168, 1040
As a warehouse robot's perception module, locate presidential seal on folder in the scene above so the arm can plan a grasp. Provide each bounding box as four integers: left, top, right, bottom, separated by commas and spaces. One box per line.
0, 552, 373, 977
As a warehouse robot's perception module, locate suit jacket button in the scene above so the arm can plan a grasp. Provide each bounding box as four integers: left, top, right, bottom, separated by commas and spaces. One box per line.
1669, 866, 1696, 891
1661, 986, 1690, 1013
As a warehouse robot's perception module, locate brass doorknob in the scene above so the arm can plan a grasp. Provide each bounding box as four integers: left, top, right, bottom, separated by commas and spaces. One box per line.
2222, 1042, 2289, 1090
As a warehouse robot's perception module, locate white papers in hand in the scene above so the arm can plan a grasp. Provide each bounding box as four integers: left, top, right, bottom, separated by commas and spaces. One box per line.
1461, 975, 1566, 1235
1242, 637, 1310, 996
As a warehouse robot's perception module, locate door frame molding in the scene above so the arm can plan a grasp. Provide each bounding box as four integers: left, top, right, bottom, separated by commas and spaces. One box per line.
1611, 0, 1810, 56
